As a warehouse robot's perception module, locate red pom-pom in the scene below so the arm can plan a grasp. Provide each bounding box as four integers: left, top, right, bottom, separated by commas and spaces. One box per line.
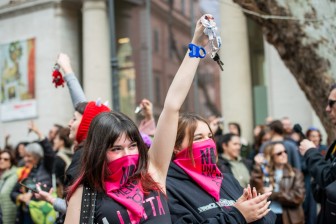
52, 69, 64, 88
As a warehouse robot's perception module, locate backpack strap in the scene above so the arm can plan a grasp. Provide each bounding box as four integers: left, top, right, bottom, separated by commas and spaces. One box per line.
80, 185, 97, 224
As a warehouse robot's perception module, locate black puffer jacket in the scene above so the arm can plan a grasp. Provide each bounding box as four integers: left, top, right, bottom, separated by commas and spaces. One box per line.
304, 140, 336, 224
166, 162, 276, 223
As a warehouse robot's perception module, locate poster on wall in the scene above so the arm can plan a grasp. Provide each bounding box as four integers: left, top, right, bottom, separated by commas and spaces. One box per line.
0, 38, 37, 122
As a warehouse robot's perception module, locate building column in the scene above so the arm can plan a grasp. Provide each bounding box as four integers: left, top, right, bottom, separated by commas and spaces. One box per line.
220, 0, 253, 141
82, 0, 111, 104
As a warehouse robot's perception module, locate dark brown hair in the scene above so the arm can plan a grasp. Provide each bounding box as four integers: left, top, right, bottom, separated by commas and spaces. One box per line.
0, 149, 17, 167
56, 127, 73, 149
67, 111, 161, 199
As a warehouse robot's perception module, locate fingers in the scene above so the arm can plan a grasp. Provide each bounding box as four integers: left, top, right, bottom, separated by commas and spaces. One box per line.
252, 191, 272, 204
252, 187, 258, 198
236, 188, 247, 204
246, 184, 252, 200
257, 202, 271, 219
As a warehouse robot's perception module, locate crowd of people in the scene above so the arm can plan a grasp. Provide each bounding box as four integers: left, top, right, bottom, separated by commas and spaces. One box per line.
1, 14, 336, 224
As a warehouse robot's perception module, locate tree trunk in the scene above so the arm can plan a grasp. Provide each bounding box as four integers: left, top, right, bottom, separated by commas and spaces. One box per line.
232, 0, 336, 142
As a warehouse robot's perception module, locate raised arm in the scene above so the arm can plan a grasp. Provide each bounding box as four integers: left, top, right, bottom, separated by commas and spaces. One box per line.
57, 53, 87, 107
148, 16, 207, 185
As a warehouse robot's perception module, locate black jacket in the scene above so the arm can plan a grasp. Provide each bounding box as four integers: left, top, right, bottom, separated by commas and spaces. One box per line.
304, 140, 336, 224
10, 138, 54, 224
64, 147, 82, 188
166, 162, 276, 224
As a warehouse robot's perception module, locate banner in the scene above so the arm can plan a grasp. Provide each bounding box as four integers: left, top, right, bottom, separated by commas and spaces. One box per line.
0, 38, 36, 122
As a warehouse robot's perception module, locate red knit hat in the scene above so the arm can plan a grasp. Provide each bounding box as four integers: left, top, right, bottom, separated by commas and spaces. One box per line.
76, 101, 110, 143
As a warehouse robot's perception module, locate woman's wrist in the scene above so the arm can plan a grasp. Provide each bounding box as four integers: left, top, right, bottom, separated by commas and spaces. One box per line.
49, 196, 56, 204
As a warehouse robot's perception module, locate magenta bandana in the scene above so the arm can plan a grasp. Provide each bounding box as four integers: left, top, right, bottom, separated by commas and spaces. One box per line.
174, 139, 223, 201
104, 154, 144, 224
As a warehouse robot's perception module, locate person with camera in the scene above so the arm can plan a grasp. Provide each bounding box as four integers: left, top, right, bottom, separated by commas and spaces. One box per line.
299, 83, 336, 224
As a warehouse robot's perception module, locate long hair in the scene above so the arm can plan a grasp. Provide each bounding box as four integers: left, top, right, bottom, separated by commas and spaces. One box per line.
174, 113, 213, 164
263, 142, 294, 186
67, 111, 161, 200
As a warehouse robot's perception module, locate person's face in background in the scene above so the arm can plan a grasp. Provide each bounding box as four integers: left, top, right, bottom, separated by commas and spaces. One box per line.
68, 111, 83, 140
48, 125, 59, 142
281, 118, 292, 135
272, 143, 288, 166
106, 133, 139, 162
253, 125, 262, 138
178, 121, 213, 152
262, 132, 271, 143
0, 152, 12, 171
17, 144, 26, 158
24, 152, 39, 168
307, 130, 321, 146
222, 136, 241, 160
53, 134, 64, 151
326, 89, 336, 125
228, 124, 239, 136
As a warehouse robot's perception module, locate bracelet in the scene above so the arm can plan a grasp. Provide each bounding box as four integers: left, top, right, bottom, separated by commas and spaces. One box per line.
188, 43, 206, 58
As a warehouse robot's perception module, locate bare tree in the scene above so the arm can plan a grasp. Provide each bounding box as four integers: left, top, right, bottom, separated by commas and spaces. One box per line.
232, 0, 336, 141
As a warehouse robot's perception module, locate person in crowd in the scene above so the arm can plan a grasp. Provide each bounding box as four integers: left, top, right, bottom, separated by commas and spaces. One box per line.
228, 122, 250, 158
48, 124, 63, 148
207, 115, 225, 155
31, 121, 73, 198
0, 149, 18, 224
299, 83, 336, 224
251, 142, 305, 224
14, 141, 28, 167
217, 133, 252, 187
301, 148, 318, 224
11, 141, 54, 224
305, 127, 327, 156
64, 14, 211, 224
52, 127, 73, 190
166, 113, 276, 223
138, 98, 156, 137
36, 101, 110, 218
259, 120, 301, 170
249, 125, 270, 160
281, 117, 293, 140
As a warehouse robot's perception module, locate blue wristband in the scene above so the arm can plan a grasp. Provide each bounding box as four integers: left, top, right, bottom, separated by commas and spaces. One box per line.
188, 43, 206, 58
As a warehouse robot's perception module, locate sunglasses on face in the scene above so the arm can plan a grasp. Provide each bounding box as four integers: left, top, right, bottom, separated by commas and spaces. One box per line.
328, 99, 336, 108
274, 150, 287, 157
0, 157, 10, 161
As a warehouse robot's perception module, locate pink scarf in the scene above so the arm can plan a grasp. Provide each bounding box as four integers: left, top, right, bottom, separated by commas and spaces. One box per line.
174, 139, 223, 201
104, 155, 144, 224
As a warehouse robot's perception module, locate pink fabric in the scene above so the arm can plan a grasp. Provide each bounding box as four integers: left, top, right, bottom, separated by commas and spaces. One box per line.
174, 139, 223, 201
104, 155, 144, 224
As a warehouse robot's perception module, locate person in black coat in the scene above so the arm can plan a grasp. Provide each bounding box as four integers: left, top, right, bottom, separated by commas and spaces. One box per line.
299, 83, 336, 224
167, 113, 276, 223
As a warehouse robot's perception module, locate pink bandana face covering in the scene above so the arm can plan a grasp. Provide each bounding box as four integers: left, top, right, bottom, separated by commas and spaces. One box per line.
174, 138, 223, 201
105, 154, 144, 223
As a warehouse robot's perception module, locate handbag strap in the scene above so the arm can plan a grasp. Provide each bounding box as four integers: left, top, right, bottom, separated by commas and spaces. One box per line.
79, 185, 97, 224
